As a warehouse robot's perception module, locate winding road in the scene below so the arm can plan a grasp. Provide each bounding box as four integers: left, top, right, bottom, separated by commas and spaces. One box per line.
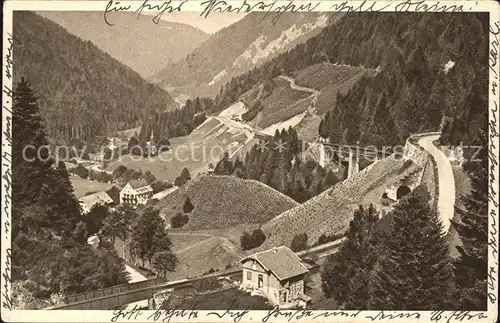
418, 134, 455, 233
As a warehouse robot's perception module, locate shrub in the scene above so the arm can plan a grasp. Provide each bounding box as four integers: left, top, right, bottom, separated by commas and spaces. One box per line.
193, 277, 221, 293
170, 212, 189, 228
291, 233, 308, 252
183, 197, 194, 213
240, 228, 267, 250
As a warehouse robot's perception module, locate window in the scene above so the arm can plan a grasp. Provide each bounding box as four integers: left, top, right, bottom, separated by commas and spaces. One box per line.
258, 274, 263, 288
247, 271, 252, 280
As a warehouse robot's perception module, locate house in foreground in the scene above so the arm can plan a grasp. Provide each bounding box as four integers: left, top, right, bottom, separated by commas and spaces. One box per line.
240, 246, 311, 308
79, 191, 114, 215
120, 179, 153, 205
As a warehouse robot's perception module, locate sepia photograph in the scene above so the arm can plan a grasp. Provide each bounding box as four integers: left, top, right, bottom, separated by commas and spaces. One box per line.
1, 1, 499, 322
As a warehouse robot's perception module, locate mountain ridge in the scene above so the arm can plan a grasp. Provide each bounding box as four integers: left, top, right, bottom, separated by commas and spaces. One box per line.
152, 12, 339, 97
39, 11, 209, 78
13, 11, 177, 141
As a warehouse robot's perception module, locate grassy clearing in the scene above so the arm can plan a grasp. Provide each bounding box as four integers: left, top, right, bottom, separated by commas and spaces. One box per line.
170, 234, 214, 253
259, 78, 310, 128
164, 236, 244, 280
106, 118, 257, 182
155, 175, 299, 230
70, 175, 114, 198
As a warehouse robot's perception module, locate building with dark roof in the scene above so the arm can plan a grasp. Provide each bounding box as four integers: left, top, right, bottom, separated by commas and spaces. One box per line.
240, 246, 310, 308
79, 191, 114, 214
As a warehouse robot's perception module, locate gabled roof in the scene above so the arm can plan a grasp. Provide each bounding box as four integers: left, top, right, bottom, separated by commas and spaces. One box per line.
240, 246, 309, 281
79, 191, 113, 208
128, 179, 152, 190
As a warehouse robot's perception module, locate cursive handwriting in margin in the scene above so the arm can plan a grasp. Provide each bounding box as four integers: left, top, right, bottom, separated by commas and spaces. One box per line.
488, 20, 500, 305
2, 27, 15, 311
200, 0, 320, 25
104, 0, 186, 26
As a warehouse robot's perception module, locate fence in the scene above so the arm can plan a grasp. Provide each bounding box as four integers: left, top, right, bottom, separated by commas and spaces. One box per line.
50, 268, 242, 310
62, 277, 168, 304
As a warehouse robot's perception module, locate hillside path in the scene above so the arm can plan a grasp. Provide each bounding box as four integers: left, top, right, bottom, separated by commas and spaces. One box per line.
278, 75, 319, 95
169, 232, 243, 258
418, 134, 455, 233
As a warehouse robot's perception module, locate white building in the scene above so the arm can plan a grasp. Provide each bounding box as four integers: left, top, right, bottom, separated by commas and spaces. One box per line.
120, 179, 154, 205
79, 191, 114, 215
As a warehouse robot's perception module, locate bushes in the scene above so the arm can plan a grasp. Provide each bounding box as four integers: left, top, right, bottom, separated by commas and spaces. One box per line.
290, 233, 308, 252
193, 277, 222, 293
170, 212, 189, 228
240, 228, 267, 250
72, 163, 89, 179
314, 233, 343, 247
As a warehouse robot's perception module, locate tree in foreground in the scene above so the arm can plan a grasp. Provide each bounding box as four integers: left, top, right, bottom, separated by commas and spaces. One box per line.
151, 251, 179, 277
11, 78, 128, 308
368, 186, 454, 310
101, 204, 137, 245
321, 204, 379, 308
453, 131, 488, 310
130, 207, 177, 267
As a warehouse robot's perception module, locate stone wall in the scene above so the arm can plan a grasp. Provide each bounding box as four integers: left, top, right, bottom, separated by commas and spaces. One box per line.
420, 157, 438, 208
403, 139, 428, 168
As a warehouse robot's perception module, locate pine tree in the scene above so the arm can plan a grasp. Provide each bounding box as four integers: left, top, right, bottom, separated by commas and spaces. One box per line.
321, 205, 379, 307
11, 79, 129, 308
130, 208, 175, 266
453, 131, 488, 310
151, 251, 179, 277
368, 186, 454, 310
183, 196, 194, 213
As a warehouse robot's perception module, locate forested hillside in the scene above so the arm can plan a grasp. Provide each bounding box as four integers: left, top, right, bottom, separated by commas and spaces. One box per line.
193, 13, 488, 147
39, 12, 209, 78
213, 128, 341, 202
13, 12, 176, 142
153, 12, 335, 97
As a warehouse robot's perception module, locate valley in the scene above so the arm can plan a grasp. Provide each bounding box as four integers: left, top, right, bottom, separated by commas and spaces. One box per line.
9, 10, 491, 313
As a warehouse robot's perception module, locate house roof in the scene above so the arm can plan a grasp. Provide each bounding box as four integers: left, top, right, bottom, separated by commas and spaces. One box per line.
79, 191, 113, 209
106, 185, 121, 204
241, 246, 309, 281
128, 179, 152, 190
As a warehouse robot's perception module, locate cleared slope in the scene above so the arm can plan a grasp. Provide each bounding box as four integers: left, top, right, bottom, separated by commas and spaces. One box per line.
39, 11, 209, 78
261, 156, 418, 249
156, 175, 299, 230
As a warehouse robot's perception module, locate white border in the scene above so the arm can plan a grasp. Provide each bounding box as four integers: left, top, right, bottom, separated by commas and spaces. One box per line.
2, 1, 499, 322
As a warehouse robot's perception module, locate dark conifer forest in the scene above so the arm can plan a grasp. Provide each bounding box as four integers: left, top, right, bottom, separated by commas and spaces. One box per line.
11, 78, 129, 309
13, 12, 176, 142
193, 13, 488, 147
